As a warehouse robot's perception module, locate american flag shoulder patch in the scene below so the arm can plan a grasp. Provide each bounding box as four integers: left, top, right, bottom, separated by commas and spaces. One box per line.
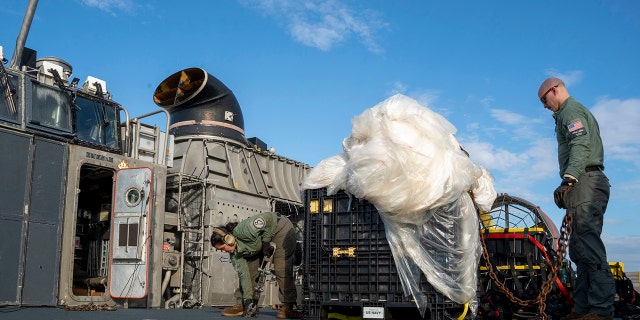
567, 120, 587, 138
568, 120, 583, 132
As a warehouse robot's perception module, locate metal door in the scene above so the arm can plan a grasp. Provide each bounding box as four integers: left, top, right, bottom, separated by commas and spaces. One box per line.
108, 167, 153, 299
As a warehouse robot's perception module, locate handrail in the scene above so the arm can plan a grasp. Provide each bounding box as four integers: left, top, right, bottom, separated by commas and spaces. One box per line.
131, 108, 171, 165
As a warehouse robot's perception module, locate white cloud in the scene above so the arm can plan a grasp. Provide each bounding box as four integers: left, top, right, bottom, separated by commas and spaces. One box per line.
603, 234, 640, 271
462, 137, 556, 180
544, 69, 584, 87
461, 139, 526, 172
388, 81, 407, 96
591, 97, 640, 166
290, 19, 344, 51
80, 0, 135, 14
387, 84, 443, 115
484, 108, 547, 142
410, 89, 440, 109
458, 105, 558, 207
466, 122, 480, 132
489, 108, 544, 127
239, 0, 387, 53
480, 96, 494, 108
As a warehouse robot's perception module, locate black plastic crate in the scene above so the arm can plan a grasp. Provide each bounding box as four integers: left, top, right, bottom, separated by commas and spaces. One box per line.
303, 300, 467, 320
303, 188, 463, 319
481, 228, 551, 268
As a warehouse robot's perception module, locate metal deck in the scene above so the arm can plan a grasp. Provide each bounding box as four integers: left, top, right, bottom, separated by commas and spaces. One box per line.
0, 306, 286, 320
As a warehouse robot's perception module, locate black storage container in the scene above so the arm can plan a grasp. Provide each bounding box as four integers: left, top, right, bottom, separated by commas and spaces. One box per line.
302, 188, 465, 320
481, 227, 551, 268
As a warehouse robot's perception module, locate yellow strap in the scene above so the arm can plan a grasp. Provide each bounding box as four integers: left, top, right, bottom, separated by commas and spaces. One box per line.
457, 303, 469, 320
327, 312, 362, 320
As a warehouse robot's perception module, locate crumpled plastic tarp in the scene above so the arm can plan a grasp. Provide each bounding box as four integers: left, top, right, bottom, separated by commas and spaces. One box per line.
302, 94, 497, 316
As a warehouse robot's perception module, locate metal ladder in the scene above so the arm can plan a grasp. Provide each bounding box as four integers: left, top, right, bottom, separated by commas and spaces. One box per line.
130, 120, 161, 163
128, 118, 173, 167
99, 240, 109, 277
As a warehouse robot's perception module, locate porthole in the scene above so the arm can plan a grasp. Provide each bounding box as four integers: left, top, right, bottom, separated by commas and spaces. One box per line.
124, 187, 143, 207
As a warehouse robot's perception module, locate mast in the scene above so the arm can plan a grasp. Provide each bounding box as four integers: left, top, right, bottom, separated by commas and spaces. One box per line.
9, 0, 39, 69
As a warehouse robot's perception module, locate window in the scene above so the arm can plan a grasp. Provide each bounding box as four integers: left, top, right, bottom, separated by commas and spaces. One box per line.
75, 96, 120, 149
118, 223, 139, 247
30, 84, 71, 131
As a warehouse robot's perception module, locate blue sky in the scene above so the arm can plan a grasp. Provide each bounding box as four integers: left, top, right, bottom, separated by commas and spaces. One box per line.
2, 1, 639, 271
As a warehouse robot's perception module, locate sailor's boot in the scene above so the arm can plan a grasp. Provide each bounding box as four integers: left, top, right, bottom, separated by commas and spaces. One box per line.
276, 303, 292, 319
221, 304, 244, 317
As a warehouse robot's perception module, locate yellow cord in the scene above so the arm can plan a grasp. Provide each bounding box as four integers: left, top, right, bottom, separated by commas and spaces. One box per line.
457, 303, 469, 320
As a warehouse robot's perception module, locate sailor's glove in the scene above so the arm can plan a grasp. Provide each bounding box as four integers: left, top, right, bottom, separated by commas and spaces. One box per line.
553, 177, 577, 209
262, 241, 275, 257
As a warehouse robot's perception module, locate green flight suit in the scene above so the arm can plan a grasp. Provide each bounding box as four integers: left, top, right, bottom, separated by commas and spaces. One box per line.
229, 212, 298, 305
553, 97, 614, 317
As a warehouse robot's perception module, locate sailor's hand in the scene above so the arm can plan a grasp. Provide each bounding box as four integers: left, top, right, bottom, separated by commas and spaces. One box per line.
553, 177, 576, 209
262, 241, 274, 257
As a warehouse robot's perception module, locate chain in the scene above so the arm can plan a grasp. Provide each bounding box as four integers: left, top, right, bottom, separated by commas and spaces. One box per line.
476, 193, 573, 320
537, 208, 572, 319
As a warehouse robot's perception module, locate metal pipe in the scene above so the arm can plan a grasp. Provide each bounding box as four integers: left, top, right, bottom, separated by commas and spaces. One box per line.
153, 68, 246, 143
164, 292, 181, 309
161, 270, 172, 295
10, 0, 39, 69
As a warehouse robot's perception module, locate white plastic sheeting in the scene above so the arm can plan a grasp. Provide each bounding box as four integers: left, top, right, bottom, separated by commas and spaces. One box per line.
302, 94, 497, 316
